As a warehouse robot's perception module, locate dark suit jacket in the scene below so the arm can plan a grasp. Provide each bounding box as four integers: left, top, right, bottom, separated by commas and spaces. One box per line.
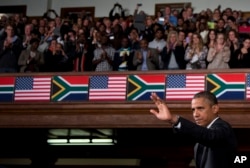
133, 48, 159, 70
174, 117, 237, 168
160, 45, 186, 70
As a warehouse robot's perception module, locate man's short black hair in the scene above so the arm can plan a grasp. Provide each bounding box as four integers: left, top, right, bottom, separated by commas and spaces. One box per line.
193, 91, 218, 106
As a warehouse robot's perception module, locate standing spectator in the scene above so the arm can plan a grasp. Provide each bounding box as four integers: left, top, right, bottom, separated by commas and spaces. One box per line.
178, 30, 188, 49
18, 38, 44, 72
22, 23, 33, 49
14, 14, 25, 37
163, 5, 177, 27
133, 38, 159, 71
148, 28, 166, 69
128, 28, 141, 51
73, 33, 94, 71
185, 32, 208, 69
109, 3, 125, 22
92, 35, 115, 71
227, 29, 240, 68
161, 30, 186, 70
64, 29, 78, 71
142, 16, 154, 42
226, 16, 238, 33
0, 24, 22, 72
230, 37, 250, 68
42, 39, 68, 72
207, 33, 230, 69
198, 22, 209, 44
206, 29, 217, 49
133, 4, 147, 33
113, 36, 134, 71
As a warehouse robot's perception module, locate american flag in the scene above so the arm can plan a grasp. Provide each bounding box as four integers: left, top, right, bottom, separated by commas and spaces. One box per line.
246, 74, 250, 100
166, 74, 205, 100
14, 76, 51, 102
89, 75, 127, 100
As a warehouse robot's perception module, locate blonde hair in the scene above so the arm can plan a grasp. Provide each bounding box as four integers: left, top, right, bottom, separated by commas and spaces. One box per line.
167, 30, 179, 45
190, 32, 204, 51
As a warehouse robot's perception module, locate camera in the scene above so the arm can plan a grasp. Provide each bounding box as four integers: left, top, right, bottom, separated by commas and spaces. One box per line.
137, 3, 142, 7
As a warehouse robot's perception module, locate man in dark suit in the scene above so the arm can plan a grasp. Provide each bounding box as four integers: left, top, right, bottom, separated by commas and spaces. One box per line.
150, 91, 237, 168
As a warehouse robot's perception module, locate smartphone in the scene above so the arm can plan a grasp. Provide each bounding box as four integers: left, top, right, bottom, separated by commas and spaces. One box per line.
159, 17, 165, 22
137, 3, 142, 7
109, 36, 114, 40
185, 37, 190, 43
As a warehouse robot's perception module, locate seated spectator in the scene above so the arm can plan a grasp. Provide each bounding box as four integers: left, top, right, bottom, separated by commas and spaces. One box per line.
18, 38, 44, 72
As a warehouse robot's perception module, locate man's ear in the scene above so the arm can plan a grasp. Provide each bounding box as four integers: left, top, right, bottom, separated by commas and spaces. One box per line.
212, 104, 219, 114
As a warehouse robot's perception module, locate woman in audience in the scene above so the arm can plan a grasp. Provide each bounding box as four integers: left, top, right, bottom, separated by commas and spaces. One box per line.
161, 30, 186, 70
227, 29, 240, 68
42, 39, 68, 72
230, 37, 250, 68
206, 29, 217, 49
185, 32, 208, 69
0, 23, 23, 73
207, 33, 230, 69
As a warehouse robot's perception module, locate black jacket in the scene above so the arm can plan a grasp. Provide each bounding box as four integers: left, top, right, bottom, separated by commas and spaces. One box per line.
174, 117, 237, 168
161, 45, 186, 69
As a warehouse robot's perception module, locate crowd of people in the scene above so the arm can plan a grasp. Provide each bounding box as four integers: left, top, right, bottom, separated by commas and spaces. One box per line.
0, 3, 250, 73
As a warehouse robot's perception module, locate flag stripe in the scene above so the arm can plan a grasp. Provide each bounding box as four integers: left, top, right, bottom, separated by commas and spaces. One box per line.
127, 75, 165, 101
0, 77, 15, 102
89, 76, 126, 100
207, 73, 245, 100
166, 74, 205, 100
14, 77, 51, 102
245, 74, 250, 100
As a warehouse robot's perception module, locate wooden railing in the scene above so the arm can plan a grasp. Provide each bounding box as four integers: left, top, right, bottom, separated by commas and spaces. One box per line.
1, 69, 250, 128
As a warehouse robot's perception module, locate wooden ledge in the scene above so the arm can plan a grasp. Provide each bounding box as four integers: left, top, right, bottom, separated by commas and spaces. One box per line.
0, 101, 250, 128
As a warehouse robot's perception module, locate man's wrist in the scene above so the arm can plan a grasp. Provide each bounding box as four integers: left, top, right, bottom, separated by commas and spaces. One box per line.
169, 115, 180, 126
